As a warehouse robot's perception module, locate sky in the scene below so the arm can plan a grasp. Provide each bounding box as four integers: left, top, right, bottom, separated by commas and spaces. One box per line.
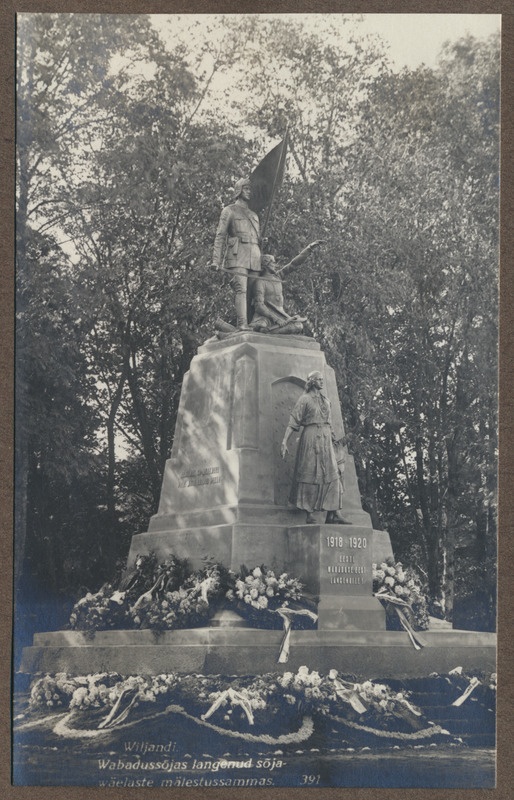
153, 13, 501, 73
359, 13, 500, 70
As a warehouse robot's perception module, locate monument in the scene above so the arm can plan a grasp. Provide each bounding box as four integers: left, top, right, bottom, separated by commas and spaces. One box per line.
20, 139, 495, 679
128, 328, 384, 635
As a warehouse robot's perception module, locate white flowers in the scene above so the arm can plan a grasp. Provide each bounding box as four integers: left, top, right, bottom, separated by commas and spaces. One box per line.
68, 560, 307, 633
27, 667, 434, 736
69, 584, 131, 631
372, 558, 430, 630
70, 687, 89, 708
235, 567, 303, 612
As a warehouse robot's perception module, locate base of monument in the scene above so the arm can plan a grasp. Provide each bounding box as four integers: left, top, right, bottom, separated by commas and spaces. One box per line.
317, 596, 386, 630
19, 628, 496, 680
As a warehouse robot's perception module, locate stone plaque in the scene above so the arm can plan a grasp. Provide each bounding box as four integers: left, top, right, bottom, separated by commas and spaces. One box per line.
286, 524, 384, 630
319, 529, 373, 597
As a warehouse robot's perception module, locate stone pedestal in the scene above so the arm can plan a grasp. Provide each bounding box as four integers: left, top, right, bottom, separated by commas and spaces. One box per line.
125, 332, 385, 631
22, 332, 400, 676
287, 524, 384, 630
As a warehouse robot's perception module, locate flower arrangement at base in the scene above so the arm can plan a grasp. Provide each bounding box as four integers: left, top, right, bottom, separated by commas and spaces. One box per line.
28, 672, 84, 711
130, 564, 232, 630
277, 667, 422, 728
68, 584, 132, 632
23, 668, 460, 749
68, 556, 228, 632
68, 557, 316, 634
373, 557, 430, 632
231, 565, 315, 629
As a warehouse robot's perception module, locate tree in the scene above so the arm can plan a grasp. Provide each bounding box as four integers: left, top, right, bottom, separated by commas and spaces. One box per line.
16, 14, 256, 592
15, 227, 110, 595
308, 35, 498, 619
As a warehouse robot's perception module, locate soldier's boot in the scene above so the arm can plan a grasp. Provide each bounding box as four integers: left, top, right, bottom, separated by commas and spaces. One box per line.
235, 294, 251, 330
326, 510, 352, 525
214, 318, 237, 332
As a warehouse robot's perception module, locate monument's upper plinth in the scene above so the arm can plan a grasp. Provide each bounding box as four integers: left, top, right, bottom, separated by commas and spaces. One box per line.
198, 331, 321, 355
148, 332, 370, 535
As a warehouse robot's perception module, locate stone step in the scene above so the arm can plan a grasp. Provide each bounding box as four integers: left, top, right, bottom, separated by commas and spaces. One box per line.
20, 628, 496, 679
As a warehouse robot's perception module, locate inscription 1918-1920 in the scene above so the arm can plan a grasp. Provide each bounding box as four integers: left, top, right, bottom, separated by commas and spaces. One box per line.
326, 535, 367, 549
322, 534, 369, 588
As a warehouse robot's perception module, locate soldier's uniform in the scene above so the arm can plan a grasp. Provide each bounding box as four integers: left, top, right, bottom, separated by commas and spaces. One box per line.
212, 192, 261, 329
248, 248, 314, 334
212, 202, 261, 273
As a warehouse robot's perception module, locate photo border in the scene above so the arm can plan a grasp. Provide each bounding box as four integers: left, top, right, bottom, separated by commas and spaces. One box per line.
1, 1, 512, 798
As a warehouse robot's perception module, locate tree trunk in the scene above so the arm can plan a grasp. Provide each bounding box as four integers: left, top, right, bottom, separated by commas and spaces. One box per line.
106, 360, 130, 521
126, 351, 162, 509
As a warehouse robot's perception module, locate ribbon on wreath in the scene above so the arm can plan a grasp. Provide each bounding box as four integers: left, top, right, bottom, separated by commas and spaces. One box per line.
131, 568, 172, 610
328, 672, 368, 714
131, 580, 161, 611
275, 607, 318, 663
199, 575, 217, 604
98, 686, 140, 729
374, 589, 427, 650
452, 675, 481, 707
201, 688, 255, 725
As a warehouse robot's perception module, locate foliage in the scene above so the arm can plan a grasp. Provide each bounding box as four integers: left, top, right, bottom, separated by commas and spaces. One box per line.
130, 563, 229, 630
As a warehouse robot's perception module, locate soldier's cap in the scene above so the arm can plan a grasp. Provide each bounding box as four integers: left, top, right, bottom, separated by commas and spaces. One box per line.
232, 177, 251, 201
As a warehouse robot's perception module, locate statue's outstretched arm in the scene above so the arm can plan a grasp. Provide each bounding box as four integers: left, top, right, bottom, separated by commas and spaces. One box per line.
279, 239, 324, 275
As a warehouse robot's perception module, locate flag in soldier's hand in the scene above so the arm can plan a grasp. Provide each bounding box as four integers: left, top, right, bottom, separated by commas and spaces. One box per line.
249, 134, 288, 214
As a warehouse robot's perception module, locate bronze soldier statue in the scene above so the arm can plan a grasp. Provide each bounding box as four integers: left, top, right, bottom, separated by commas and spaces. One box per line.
209, 177, 262, 331
249, 240, 323, 334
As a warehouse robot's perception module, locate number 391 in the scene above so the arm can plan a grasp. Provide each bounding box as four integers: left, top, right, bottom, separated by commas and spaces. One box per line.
301, 775, 320, 785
